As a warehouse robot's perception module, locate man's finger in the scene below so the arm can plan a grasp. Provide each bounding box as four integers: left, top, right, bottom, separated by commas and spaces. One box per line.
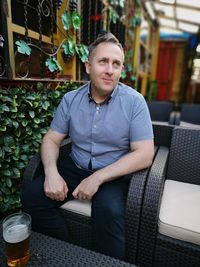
72, 187, 79, 198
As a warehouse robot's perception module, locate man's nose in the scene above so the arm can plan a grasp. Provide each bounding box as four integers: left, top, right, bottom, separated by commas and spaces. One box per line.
105, 63, 114, 74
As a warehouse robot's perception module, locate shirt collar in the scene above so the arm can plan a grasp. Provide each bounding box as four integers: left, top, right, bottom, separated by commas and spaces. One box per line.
87, 82, 118, 105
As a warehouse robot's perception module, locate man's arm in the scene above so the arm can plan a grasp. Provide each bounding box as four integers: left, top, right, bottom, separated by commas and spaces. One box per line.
41, 128, 68, 201
73, 139, 154, 200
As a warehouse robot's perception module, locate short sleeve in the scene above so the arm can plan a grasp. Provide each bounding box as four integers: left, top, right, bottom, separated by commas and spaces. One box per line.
130, 96, 154, 142
50, 94, 70, 134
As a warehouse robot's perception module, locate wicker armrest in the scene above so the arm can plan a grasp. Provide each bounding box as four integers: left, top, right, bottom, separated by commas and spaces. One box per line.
23, 153, 42, 187
125, 168, 149, 263
137, 146, 169, 267
125, 146, 159, 263
152, 123, 174, 147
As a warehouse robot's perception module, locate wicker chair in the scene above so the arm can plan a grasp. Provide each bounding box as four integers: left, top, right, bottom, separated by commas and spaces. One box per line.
22, 124, 174, 264
137, 127, 200, 267
22, 140, 153, 264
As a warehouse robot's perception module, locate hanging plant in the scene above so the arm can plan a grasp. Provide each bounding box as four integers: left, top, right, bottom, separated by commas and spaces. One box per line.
62, 35, 76, 62
75, 44, 88, 63
15, 40, 31, 55
110, 10, 119, 24
67, 36, 76, 55
62, 36, 75, 56
121, 70, 127, 79
72, 11, 81, 30
131, 11, 142, 27
14, 2, 85, 77
45, 57, 62, 72
61, 11, 71, 31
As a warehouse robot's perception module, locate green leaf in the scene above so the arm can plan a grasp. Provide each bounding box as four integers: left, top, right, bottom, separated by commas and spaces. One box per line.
3, 136, 15, 146
72, 11, 81, 30
110, 10, 119, 24
13, 121, 19, 129
45, 57, 62, 73
127, 64, 132, 72
61, 11, 71, 31
33, 118, 40, 124
1, 187, 11, 195
29, 110, 35, 118
3, 146, 12, 152
121, 70, 127, 79
0, 125, 7, 131
130, 75, 136, 81
76, 44, 88, 63
0, 104, 10, 112
22, 120, 28, 127
68, 36, 75, 56
17, 162, 26, 169
1, 170, 11, 176
62, 43, 70, 55
6, 178, 12, 188
15, 40, 31, 55
42, 101, 50, 110
13, 168, 21, 178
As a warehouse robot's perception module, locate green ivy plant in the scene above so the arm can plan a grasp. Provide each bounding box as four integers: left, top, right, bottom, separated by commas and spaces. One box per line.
15, 7, 87, 74
0, 82, 80, 216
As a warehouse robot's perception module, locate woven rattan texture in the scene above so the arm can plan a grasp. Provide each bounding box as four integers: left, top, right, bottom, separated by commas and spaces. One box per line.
167, 127, 200, 184
154, 234, 200, 267
23, 138, 148, 264
137, 147, 169, 267
125, 169, 149, 263
152, 124, 174, 147
61, 209, 95, 250
0, 227, 137, 267
137, 127, 200, 267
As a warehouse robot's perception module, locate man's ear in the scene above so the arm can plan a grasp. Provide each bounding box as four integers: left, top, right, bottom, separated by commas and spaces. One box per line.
85, 61, 90, 74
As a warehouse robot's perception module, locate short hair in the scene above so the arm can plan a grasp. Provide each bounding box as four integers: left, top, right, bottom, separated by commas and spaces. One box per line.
88, 31, 124, 60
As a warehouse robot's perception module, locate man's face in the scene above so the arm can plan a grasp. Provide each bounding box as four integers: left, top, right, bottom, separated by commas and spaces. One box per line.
85, 42, 124, 100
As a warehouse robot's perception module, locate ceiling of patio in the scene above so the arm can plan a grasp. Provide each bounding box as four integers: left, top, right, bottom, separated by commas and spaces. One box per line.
143, 0, 200, 35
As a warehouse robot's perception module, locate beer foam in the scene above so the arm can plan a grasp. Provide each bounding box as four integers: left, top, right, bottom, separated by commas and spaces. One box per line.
3, 224, 29, 243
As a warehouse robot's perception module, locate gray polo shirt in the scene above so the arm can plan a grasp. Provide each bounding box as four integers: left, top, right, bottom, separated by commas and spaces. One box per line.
50, 82, 153, 171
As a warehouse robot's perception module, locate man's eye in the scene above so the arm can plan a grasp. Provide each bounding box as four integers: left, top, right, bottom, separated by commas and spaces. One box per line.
113, 62, 120, 68
100, 60, 106, 64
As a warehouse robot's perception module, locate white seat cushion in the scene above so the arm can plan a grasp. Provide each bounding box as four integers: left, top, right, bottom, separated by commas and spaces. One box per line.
61, 199, 91, 217
158, 180, 200, 245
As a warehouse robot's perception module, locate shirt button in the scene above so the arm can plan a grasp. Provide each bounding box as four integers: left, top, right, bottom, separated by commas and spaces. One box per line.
92, 157, 95, 160
94, 125, 96, 128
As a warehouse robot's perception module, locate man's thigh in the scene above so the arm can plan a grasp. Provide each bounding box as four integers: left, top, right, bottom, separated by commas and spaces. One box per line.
91, 177, 130, 217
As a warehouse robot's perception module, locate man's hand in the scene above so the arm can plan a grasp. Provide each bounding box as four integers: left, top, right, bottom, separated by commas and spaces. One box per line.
44, 172, 68, 201
72, 173, 101, 200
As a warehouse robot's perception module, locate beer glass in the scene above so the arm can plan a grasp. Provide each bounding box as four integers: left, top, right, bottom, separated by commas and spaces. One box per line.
3, 212, 31, 267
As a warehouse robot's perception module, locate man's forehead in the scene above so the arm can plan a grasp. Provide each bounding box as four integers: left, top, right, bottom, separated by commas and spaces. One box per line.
93, 43, 124, 59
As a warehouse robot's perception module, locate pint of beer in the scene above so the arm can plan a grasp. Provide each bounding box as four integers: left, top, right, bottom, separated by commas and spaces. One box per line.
3, 212, 31, 267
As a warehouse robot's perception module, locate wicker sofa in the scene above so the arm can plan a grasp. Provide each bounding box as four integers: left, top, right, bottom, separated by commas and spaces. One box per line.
22, 123, 174, 264
137, 127, 200, 267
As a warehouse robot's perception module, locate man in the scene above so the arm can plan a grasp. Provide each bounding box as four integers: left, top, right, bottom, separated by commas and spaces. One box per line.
22, 32, 154, 260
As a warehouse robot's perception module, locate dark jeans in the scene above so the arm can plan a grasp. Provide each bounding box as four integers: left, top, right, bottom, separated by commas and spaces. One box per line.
21, 156, 130, 260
